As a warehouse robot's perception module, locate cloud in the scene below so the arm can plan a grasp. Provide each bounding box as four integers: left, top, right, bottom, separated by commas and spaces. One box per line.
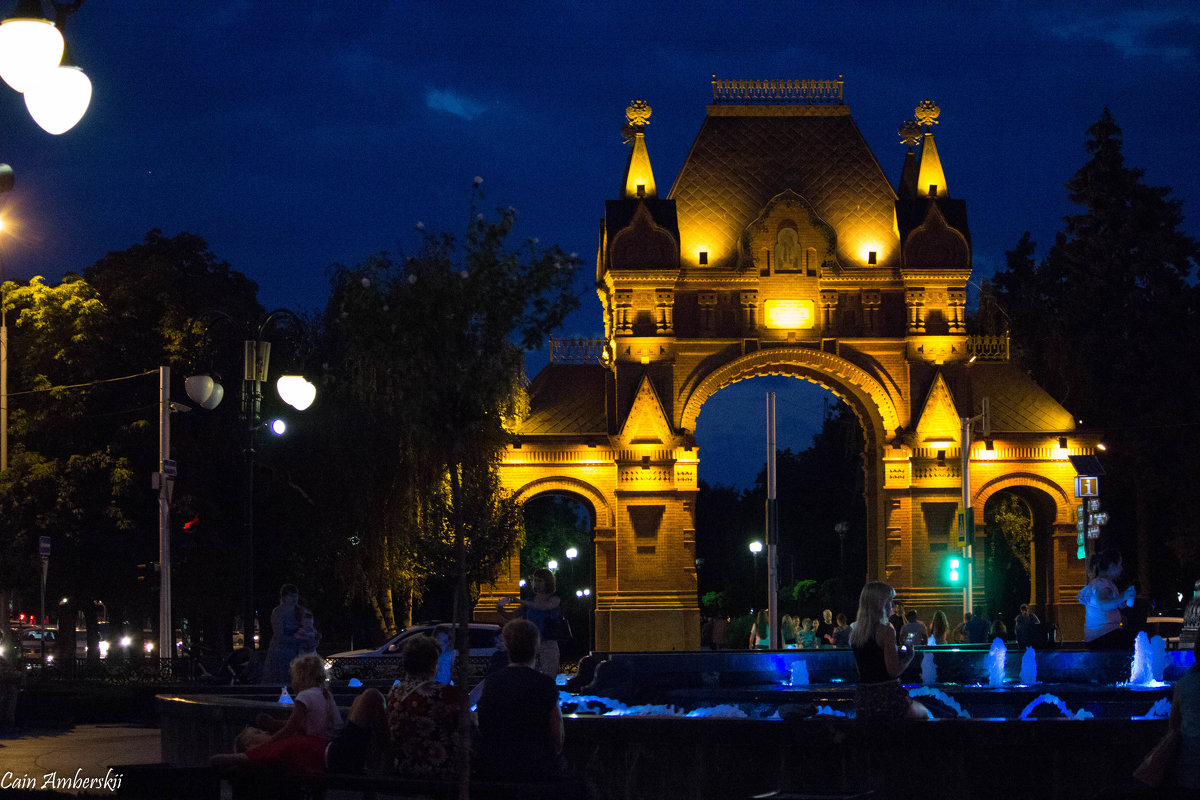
1041, 7, 1199, 63
425, 88, 488, 120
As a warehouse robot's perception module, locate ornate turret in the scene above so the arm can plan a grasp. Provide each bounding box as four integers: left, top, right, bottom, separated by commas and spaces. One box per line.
914, 100, 948, 198
898, 119, 922, 199
621, 100, 657, 199
896, 99, 971, 271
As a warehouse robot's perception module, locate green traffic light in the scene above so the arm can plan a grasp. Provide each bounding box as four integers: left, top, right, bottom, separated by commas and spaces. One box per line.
948, 557, 962, 584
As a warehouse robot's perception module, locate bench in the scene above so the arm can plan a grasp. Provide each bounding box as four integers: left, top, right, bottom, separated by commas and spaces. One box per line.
111, 763, 584, 799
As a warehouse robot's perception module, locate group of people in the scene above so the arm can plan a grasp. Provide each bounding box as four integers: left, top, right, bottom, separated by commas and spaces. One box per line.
747, 609, 852, 648
213, 616, 564, 782
214, 571, 569, 783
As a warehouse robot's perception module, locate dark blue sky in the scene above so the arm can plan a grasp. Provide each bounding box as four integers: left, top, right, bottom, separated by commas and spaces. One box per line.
2, 3, 1197, 487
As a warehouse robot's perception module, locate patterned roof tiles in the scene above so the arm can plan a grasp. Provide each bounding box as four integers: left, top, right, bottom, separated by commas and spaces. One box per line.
669, 108, 899, 270
518, 363, 609, 436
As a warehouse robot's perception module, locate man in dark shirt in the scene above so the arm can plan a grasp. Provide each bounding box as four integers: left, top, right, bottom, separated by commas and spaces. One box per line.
888, 601, 906, 637
964, 605, 991, 643
475, 619, 565, 780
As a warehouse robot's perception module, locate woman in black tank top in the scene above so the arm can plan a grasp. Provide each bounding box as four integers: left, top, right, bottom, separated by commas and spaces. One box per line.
849, 581, 931, 720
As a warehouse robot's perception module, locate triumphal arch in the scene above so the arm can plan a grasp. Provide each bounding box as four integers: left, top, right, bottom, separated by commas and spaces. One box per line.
480, 80, 1093, 650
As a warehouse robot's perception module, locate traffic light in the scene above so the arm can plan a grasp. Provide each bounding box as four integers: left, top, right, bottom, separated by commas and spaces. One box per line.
946, 556, 963, 584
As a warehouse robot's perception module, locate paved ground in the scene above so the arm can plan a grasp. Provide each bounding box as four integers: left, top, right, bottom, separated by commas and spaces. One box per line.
0, 725, 160, 794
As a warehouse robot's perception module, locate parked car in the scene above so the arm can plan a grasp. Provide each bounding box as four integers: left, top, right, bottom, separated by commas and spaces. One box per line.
325, 622, 501, 684
19, 628, 55, 662
1144, 615, 1184, 649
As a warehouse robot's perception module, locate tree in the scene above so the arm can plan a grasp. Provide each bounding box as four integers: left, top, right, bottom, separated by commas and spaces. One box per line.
320, 190, 580, 635
991, 110, 1200, 603
320, 189, 579, 789
0, 232, 265, 657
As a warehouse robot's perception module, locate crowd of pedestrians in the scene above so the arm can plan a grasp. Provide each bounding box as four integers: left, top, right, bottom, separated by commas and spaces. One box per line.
704, 599, 1055, 650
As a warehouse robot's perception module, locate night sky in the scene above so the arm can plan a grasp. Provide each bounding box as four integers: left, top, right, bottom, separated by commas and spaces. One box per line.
1, 3, 1197, 488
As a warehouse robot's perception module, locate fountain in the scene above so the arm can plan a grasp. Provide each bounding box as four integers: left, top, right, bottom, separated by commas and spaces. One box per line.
1019, 646, 1038, 685
156, 642, 1197, 800
1018, 693, 1093, 720
1129, 632, 1170, 687
1152, 635, 1168, 683
987, 638, 1007, 687
789, 660, 809, 686
920, 649, 937, 685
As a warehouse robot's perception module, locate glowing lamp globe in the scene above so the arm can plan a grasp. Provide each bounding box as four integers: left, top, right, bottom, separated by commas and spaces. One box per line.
25, 64, 91, 135
276, 375, 316, 410
0, 11, 63, 93
185, 375, 225, 410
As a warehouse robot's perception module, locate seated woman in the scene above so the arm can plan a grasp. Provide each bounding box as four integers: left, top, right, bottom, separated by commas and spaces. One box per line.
475, 619, 566, 780
386, 634, 468, 779
211, 654, 342, 774
849, 582, 930, 720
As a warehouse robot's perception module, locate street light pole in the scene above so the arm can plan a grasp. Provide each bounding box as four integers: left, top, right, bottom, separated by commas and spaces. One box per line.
237, 308, 314, 652
241, 337, 269, 650
158, 366, 173, 660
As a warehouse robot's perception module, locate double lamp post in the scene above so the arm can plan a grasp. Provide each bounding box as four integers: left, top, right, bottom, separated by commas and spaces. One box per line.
157, 311, 315, 658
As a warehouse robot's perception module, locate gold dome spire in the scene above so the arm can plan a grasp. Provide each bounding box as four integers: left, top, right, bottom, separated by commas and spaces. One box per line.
621, 99, 657, 199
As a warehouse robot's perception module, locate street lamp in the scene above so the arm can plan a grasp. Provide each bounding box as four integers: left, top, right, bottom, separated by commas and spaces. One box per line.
547, 559, 558, 572
0, 0, 92, 135
240, 310, 314, 650
185, 308, 315, 652
0, 213, 9, 473
749, 540, 763, 589
565, 547, 577, 589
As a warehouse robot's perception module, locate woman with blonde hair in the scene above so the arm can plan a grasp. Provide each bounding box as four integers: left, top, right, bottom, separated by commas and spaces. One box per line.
849, 582, 930, 720
211, 654, 342, 773
928, 609, 950, 644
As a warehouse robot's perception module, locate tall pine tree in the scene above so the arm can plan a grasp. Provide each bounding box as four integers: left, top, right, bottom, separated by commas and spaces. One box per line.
991, 110, 1200, 601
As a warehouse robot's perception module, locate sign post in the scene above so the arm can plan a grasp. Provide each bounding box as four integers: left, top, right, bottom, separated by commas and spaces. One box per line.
38, 536, 50, 663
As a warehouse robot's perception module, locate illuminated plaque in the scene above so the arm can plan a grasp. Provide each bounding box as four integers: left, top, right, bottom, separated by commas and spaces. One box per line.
764, 299, 814, 329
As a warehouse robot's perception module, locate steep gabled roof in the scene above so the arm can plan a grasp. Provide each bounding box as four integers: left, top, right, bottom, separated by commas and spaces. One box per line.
943, 362, 1077, 434
668, 105, 899, 270
518, 363, 608, 436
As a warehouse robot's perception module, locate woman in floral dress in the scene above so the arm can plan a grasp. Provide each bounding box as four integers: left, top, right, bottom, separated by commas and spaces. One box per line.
385, 633, 467, 779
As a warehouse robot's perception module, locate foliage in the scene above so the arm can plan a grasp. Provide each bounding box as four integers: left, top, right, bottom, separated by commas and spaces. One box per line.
988, 110, 1200, 603
694, 398, 868, 619
0, 231, 264, 650
985, 494, 1033, 577
700, 591, 728, 615
521, 495, 589, 583
319, 190, 580, 635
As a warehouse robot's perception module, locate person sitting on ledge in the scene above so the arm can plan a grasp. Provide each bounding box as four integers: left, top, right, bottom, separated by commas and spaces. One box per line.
475, 619, 566, 780
211, 654, 342, 774
386, 633, 468, 779
850, 581, 931, 720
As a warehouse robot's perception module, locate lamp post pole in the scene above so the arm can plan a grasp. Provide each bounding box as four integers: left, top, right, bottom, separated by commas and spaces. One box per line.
158, 366, 173, 660
241, 337, 269, 650
236, 308, 312, 651
1, 211, 9, 473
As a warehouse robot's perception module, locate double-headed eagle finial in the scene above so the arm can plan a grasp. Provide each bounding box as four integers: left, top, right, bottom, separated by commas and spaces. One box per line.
626, 99, 652, 127
914, 99, 940, 128
898, 119, 922, 148
623, 99, 652, 145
